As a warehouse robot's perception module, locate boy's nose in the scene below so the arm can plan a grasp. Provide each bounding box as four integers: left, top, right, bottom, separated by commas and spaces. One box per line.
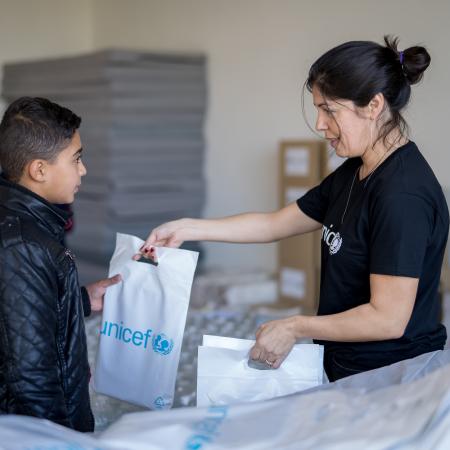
80, 161, 87, 176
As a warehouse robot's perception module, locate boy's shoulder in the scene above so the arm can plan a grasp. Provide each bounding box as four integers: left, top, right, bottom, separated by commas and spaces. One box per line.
0, 211, 67, 268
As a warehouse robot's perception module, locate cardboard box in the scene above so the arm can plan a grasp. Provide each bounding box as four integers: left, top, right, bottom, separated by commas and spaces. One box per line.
278, 140, 327, 311
278, 231, 321, 311
441, 188, 450, 292
277, 139, 347, 311
279, 141, 324, 185
278, 182, 322, 311
441, 247, 450, 292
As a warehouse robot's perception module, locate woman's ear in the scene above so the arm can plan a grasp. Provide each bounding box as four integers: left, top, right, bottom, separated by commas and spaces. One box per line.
27, 160, 48, 183
368, 93, 385, 120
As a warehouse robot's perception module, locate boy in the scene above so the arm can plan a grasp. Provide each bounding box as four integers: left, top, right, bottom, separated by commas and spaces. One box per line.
0, 97, 120, 431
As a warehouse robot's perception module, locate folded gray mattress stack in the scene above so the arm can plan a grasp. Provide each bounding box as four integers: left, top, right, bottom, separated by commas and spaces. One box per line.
2, 50, 207, 281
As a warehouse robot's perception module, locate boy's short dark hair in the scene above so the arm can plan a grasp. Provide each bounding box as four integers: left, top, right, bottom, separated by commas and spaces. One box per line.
0, 97, 81, 182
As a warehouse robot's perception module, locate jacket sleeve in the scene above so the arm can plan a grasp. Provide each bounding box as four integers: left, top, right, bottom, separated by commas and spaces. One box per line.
80, 286, 91, 317
0, 242, 71, 427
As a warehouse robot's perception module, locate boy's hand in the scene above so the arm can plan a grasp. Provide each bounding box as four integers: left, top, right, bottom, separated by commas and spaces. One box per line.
85, 274, 122, 312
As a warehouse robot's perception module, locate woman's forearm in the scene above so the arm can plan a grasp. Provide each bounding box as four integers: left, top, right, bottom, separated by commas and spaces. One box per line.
181, 213, 278, 243
250, 288, 412, 369
293, 303, 405, 342
181, 204, 321, 244
141, 203, 321, 249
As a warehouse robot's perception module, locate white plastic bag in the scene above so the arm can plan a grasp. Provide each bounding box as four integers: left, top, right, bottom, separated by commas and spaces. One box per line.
94, 233, 198, 410
197, 335, 324, 406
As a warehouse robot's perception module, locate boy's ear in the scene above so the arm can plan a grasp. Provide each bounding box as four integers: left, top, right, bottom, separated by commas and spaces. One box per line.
27, 160, 48, 183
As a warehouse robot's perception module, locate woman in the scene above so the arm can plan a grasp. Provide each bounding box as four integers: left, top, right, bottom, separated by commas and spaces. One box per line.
137, 36, 449, 381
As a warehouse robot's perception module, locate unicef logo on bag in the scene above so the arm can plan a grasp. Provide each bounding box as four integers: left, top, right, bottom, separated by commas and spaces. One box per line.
152, 333, 174, 355
154, 396, 170, 409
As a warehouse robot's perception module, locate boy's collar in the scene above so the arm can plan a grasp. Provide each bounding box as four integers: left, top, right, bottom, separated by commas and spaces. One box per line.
0, 174, 72, 238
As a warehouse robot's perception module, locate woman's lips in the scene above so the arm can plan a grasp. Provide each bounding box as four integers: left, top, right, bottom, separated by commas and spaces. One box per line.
329, 138, 339, 149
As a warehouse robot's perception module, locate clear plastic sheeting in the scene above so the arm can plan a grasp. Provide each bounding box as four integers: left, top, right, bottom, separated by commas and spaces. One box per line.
2, 350, 450, 449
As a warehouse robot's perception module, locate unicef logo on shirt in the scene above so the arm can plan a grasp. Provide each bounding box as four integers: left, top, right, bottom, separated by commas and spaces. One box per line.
152, 333, 174, 355
322, 224, 343, 255
329, 233, 343, 255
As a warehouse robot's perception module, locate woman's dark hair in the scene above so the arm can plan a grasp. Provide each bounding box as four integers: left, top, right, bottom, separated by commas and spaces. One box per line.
305, 36, 430, 146
0, 97, 81, 182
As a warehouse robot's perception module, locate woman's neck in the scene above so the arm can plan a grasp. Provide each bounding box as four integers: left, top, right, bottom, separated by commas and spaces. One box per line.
359, 131, 408, 179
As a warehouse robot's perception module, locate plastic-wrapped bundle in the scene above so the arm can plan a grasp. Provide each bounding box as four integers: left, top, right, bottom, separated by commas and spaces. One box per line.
1, 350, 450, 449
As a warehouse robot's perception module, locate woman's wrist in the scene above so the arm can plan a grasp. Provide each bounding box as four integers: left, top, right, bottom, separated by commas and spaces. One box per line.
179, 217, 205, 242
287, 315, 307, 340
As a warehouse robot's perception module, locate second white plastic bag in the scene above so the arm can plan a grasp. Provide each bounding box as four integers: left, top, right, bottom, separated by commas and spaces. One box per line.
94, 233, 198, 410
197, 335, 324, 406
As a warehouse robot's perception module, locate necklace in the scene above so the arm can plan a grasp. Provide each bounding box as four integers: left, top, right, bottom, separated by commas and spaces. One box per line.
360, 151, 390, 187
339, 138, 406, 225
340, 166, 359, 224
340, 151, 389, 224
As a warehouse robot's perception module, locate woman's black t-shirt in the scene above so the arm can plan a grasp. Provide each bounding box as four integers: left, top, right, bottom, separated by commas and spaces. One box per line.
297, 141, 448, 374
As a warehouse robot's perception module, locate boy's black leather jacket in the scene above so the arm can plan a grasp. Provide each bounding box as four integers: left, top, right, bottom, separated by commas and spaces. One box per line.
0, 177, 94, 432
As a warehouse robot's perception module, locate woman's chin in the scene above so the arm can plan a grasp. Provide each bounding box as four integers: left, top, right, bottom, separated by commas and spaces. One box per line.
334, 146, 346, 158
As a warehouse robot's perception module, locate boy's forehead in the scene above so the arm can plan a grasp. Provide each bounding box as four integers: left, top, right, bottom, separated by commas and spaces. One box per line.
62, 131, 82, 154
70, 130, 82, 148
44, 133, 82, 163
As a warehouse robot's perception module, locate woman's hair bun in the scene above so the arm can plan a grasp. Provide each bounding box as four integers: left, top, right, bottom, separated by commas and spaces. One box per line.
384, 35, 430, 85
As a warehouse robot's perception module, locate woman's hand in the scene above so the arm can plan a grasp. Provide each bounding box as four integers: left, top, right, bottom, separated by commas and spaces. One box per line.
249, 316, 299, 369
133, 219, 188, 261
145, 219, 188, 248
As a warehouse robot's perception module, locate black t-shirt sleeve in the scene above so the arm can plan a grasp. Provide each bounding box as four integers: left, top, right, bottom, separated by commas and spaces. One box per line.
369, 193, 432, 277
296, 172, 335, 223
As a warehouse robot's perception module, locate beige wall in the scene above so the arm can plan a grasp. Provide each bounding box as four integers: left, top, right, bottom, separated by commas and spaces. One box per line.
1, 0, 449, 272
91, 0, 450, 271
0, 0, 94, 110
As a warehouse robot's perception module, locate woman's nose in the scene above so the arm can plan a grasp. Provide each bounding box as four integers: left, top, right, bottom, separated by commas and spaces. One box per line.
315, 112, 328, 132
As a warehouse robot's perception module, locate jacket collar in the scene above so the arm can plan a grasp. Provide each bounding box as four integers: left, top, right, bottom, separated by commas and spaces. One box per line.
0, 175, 71, 240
